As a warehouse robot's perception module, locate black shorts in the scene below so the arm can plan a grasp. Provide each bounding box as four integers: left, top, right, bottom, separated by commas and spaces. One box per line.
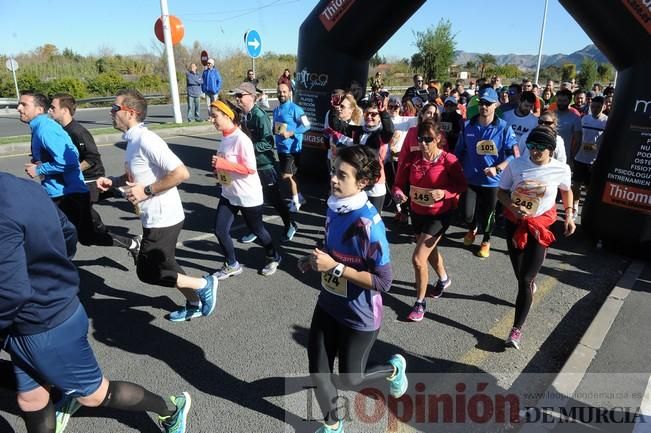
278, 153, 300, 175
411, 211, 451, 237
572, 160, 592, 186
258, 165, 280, 187
137, 220, 185, 287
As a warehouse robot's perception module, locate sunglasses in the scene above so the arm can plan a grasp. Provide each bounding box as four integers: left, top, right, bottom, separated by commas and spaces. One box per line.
110, 104, 137, 114
418, 136, 435, 144
526, 142, 551, 152
234, 93, 250, 98
538, 120, 554, 126
365, 112, 379, 118
478, 100, 493, 106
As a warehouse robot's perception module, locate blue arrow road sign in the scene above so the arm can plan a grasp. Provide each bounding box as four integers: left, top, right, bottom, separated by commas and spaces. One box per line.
245, 30, 262, 58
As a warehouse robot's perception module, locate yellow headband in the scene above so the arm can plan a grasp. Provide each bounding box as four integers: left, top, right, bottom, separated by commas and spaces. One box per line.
210, 100, 235, 120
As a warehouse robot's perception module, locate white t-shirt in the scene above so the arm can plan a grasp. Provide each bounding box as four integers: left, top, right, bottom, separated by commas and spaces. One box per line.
499, 156, 571, 217
502, 109, 539, 141
390, 115, 418, 154
124, 124, 185, 228
216, 128, 263, 208
517, 132, 567, 164
575, 112, 608, 165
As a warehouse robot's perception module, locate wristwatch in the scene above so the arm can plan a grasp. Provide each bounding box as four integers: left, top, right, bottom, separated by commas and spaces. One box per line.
332, 263, 345, 278
495, 166, 503, 174
144, 185, 155, 196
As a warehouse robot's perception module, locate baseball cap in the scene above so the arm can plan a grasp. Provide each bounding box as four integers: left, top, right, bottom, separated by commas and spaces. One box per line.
444, 96, 458, 105
207, 58, 215, 65
478, 87, 499, 103
232, 82, 256, 95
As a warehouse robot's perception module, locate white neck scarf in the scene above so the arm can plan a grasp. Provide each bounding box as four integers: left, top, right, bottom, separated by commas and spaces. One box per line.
327, 191, 368, 214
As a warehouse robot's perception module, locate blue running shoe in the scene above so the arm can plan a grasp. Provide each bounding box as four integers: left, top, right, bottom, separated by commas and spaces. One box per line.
239, 233, 257, 243
159, 392, 191, 433
212, 262, 243, 280
315, 419, 344, 433
55, 396, 81, 433
196, 276, 218, 316
282, 224, 298, 242
167, 302, 202, 322
387, 354, 408, 398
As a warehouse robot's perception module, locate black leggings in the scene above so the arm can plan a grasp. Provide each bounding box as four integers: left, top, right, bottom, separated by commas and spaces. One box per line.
214, 198, 277, 265
463, 185, 498, 243
505, 220, 547, 330
308, 306, 394, 424
55, 192, 132, 248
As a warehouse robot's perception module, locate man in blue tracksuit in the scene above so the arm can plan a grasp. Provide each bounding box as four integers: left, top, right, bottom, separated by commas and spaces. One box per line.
273, 82, 311, 213
455, 86, 517, 258
0, 171, 191, 433
201, 58, 222, 105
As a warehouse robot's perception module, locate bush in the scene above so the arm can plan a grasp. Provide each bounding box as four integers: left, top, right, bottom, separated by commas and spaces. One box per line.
87, 72, 127, 96
17, 72, 48, 94
46, 77, 88, 99
136, 74, 165, 94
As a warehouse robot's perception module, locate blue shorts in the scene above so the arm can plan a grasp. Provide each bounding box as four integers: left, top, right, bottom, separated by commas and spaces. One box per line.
7, 304, 103, 396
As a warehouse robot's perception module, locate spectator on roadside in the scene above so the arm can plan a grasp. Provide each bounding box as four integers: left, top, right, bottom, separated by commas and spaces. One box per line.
244, 69, 259, 87
370, 72, 383, 93
185, 63, 203, 122
201, 58, 222, 104
277, 69, 293, 92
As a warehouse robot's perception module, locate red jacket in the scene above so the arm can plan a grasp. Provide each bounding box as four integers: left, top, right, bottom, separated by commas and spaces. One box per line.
396, 126, 449, 174
393, 150, 467, 216
504, 206, 557, 249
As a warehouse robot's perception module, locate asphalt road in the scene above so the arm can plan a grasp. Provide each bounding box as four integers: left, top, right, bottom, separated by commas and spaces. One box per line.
0, 130, 630, 433
0, 101, 279, 138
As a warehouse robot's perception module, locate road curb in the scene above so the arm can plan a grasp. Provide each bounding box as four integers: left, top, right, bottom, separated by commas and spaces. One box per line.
0, 124, 216, 156
519, 259, 646, 432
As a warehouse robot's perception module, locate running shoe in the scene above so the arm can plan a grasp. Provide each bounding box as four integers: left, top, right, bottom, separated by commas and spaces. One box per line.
127, 235, 142, 266
167, 302, 202, 322
261, 255, 282, 276
532, 282, 538, 294
505, 327, 522, 350
196, 276, 218, 316
477, 242, 491, 258
55, 396, 82, 433
282, 224, 298, 242
407, 302, 425, 322
239, 233, 258, 243
387, 354, 408, 398
159, 392, 191, 433
314, 420, 344, 433
426, 278, 451, 299
212, 262, 243, 280
463, 230, 477, 246
288, 201, 301, 213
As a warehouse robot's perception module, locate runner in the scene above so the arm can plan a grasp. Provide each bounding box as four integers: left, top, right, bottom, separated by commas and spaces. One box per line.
455, 87, 517, 257
300, 145, 407, 433
95, 89, 217, 323
497, 126, 576, 349
231, 82, 298, 244
210, 99, 282, 279
517, 111, 567, 163
326, 97, 395, 216
0, 171, 190, 433
392, 119, 467, 322
273, 83, 310, 212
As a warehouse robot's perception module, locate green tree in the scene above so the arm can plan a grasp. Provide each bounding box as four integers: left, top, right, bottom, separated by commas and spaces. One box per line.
477, 53, 496, 78
87, 72, 127, 96
561, 63, 576, 82
577, 57, 598, 90
410, 19, 456, 80
464, 60, 477, 76
47, 77, 88, 99
369, 53, 386, 67
17, 72, 47, 93
597, 63, 614, 84
486, 64, 521, 80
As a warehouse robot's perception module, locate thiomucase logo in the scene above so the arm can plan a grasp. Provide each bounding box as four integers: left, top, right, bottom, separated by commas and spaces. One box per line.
320, 0, 356, 31
621, 0, 651, 34
603, 181, 651, 215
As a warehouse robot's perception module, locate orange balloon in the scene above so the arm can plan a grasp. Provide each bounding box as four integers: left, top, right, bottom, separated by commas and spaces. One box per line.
154, 15, 184, 45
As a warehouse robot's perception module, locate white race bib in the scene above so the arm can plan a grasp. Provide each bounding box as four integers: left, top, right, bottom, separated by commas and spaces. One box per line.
216, 171, 232, 186
476, 139, 498, 156
321, 272, 348, 297
511, 191, 540, 216
411, 185, 437, 207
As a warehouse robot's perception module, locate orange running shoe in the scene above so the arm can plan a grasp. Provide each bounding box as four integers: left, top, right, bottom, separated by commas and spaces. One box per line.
463, 230, 477, 246
477, 242, 490, 258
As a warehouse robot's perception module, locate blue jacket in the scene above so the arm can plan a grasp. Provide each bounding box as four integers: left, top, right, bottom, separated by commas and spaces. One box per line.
201, 67, 222, 95
455, 115, 517, 187
30, 114, 87, 198
186, 71, 203, 97
0, 173, 80, 336
273, 101, 310, 154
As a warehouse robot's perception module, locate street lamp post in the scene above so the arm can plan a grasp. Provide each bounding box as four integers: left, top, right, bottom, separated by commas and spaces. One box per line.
534, 0, 549, 86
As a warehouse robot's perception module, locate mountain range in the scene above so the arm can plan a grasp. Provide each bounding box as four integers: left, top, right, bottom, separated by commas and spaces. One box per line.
454, 44, 609, 70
